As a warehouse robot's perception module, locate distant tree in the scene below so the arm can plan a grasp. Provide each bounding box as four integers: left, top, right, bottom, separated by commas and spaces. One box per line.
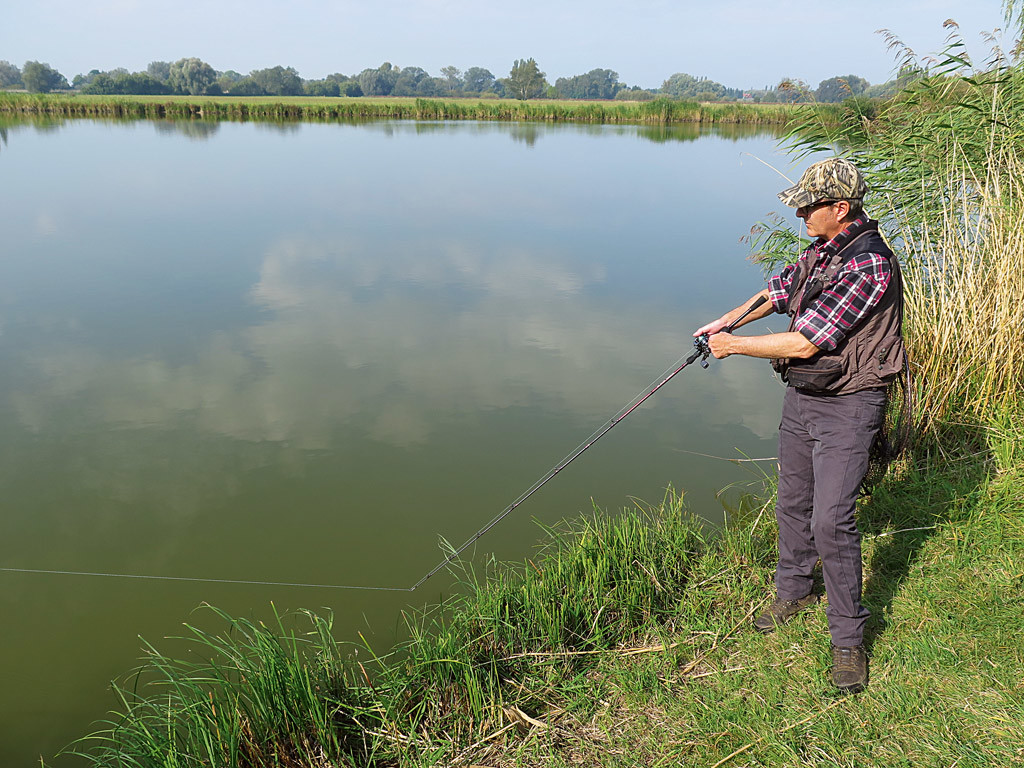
168, 57, 217, 95
503, 58, 546, 100
22, 61, 69, 93
72, 69, 101, 89
358, 62, 399, 96
660, 72, 738, 101
463, 66, 497, 94
0, 60, 23, 88
660, 72, 699, 99
393, 66, 439, 96
303, 79, 340, 97
816, 74, 869, 103
776, 78, 812, 103
318, 73, 358, 96
554, 68, 621, 99
440, 65, 462, 94
214, 70, 243, 92
147, 61, 172, 82
117, 72, 171, 95
80, 73, 116, 94
249, 66, 303, 96
82, 71, 170, 95
227, 77, 265, 96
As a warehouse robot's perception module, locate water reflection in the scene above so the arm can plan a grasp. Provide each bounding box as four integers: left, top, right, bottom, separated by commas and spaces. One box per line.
153, 119, 220, 140
7, 231, 783, 449
509, 123, 541, 146
0, 115, 779, 154
254, 121, 303, 135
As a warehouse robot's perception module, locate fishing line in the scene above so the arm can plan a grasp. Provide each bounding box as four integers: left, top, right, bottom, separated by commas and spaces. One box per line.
2, 297, 767, 593
0, 566, 412, 591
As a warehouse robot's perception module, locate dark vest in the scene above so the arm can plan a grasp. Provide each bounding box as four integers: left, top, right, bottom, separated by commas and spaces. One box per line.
776, 223, 905, 394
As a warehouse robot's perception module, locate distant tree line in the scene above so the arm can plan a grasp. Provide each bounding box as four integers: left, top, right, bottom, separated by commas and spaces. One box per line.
0, 57, 905, 104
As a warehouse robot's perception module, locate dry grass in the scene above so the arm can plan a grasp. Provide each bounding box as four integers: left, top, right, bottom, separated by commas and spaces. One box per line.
893, 141, 1024, 422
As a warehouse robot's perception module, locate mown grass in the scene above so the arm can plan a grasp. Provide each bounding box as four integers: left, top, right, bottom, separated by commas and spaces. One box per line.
0, 92, 802, 125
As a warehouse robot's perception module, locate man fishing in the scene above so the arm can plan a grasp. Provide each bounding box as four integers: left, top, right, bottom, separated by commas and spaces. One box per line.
693, 158, 905, 694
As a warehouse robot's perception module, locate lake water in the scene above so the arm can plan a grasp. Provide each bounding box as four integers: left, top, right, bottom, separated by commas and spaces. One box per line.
0, 117, 795, 764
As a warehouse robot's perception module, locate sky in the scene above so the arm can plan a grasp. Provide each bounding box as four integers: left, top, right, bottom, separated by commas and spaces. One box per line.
1, 0, 1014, 90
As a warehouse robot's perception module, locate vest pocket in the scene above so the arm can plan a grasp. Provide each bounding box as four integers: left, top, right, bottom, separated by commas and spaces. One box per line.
876, 334, 905, 378
784, 358, 845, 392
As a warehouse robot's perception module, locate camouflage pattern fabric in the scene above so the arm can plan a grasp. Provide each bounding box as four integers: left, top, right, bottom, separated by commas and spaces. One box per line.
778, 158, 868, 208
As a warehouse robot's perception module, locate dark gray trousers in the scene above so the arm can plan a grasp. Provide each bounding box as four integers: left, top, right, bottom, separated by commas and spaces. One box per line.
775, 386, 886, 647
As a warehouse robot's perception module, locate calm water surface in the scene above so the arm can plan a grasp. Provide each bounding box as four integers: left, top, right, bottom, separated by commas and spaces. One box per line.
0, 118, 795, 764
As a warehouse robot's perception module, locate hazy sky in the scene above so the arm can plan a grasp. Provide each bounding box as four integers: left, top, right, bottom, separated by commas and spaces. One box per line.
1, 0, 1013, 89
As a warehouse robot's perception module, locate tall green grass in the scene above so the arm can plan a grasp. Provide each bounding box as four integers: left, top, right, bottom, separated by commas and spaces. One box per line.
0, 92, 801, 125
71, 606, 373, 766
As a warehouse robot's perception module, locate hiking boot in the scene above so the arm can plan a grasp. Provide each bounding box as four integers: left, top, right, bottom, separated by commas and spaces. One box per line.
752, 593, 819, 633
831, 644, 868, 694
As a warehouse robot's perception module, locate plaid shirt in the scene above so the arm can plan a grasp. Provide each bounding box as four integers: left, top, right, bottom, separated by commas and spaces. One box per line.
767, 215, 892, 352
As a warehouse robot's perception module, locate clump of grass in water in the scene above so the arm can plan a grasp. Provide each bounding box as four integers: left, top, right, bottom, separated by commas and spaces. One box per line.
70, 605, 375, 767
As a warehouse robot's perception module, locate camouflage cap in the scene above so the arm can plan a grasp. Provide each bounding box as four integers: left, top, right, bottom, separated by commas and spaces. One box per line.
778, 158, 868, 208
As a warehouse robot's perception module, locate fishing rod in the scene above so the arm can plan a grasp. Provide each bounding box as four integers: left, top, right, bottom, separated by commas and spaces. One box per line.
1, 296, 768, 593
409, 294, 769, 591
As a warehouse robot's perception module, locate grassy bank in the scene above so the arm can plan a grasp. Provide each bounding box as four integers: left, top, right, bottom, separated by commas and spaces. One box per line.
0, 92, 801, 125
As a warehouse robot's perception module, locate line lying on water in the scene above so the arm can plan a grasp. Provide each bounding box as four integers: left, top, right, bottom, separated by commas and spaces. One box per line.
2, 350, 703, 594
0, 567, 412, 591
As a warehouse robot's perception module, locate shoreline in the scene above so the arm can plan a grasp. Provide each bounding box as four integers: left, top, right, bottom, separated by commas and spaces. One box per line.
0, 92, 806, 125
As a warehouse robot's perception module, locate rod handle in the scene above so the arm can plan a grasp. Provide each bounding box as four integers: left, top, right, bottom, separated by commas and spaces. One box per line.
724, 295, 769, 333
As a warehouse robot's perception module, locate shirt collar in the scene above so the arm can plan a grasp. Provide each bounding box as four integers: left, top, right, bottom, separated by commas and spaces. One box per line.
811, 214, 873, 260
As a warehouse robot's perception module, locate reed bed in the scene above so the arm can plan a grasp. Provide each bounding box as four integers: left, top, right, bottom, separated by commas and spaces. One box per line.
897, 150, 1024, 421
0, 92, 801, 125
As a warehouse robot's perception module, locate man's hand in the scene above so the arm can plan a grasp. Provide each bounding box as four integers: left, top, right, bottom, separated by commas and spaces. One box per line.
708, 331, 735, 359
693, 318, 729, 338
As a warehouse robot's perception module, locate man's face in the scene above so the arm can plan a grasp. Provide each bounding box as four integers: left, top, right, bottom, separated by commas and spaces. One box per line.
796, 199, 847, 240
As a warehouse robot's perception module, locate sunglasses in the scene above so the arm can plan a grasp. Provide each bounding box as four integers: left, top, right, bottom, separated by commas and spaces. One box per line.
798, 199, 842, 215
